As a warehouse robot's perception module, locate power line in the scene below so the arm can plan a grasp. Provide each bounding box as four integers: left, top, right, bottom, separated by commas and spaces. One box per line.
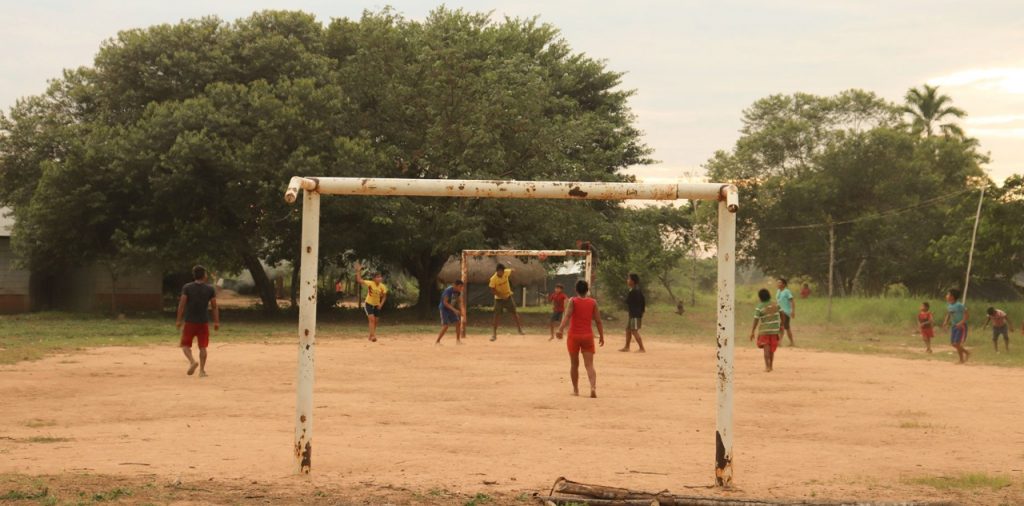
763, 188, 976, 231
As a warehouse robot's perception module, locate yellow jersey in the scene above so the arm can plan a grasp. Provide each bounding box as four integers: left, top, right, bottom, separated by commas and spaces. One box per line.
362, 280, 388, 306
488, 270, 513, 300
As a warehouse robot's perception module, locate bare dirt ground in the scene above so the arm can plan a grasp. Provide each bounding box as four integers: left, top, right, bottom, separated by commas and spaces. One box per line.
1, 332, 1023, 505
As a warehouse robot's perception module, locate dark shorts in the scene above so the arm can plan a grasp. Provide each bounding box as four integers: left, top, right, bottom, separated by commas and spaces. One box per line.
780, 312, 791, 330
993, 325, 1009, 340
440, 309, 460, 325
628, 317, 642, 331
363, 303, 381, 317
494, 297, 517, 315
180, 322, 209, 348
951, 325, 968, 345
551, 311, 564, 322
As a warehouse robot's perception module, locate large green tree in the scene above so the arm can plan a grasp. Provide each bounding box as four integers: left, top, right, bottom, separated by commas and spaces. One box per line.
0, 8, 651, 315
704, 89, 990, 295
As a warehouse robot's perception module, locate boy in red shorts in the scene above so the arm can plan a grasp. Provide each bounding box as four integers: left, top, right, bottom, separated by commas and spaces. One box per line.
918, 302, 935, 353
176, 265, 219, 377
555, 280, 605, 398
749, 288, 781, 372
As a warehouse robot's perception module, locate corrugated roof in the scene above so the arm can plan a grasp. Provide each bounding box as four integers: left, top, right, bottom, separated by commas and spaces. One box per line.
0, 207, 13, 237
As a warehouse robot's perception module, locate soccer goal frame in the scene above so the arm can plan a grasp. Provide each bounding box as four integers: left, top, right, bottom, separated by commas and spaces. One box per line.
459, 249, 593, 326
283, 177, 739, 486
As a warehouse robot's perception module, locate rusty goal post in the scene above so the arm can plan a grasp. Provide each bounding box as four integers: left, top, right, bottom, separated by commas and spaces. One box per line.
283, 176, 739, 486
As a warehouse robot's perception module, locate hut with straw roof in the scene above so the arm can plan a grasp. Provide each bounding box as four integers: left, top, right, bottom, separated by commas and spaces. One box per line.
438, 255, 566, 307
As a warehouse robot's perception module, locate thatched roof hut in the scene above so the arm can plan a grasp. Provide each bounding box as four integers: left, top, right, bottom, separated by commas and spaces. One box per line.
438, 255, 548, 286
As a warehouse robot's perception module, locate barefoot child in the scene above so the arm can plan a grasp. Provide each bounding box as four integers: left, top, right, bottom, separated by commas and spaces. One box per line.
941, 288, 970, 363
556, 280, 605, 398
436, 280, 465, 344
176, 265, 219, 378
750, 289, 781, 372
918, 302, 935, 353
489, 263, 524, 341
355, 261, 388, 342
619, 273, 646, 352
548, 284, 567, 340
983, 307, 1012, 353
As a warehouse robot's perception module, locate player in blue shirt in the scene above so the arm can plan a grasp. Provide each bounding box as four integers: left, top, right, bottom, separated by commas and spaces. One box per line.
776, 278, 796, 346
436, 280, 465, 344
941, 288, 970, 364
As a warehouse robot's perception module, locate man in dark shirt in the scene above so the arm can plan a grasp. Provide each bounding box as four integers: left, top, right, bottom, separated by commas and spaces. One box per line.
619, 273, 646, 353
176, 265, 219, 377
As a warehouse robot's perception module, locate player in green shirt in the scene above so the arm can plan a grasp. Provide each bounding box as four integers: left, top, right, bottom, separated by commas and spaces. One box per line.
750, 288, 782, 372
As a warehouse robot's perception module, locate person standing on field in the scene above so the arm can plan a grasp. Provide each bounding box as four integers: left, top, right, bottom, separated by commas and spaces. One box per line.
776, 278, 795, 346
176, 265, 219, 378
489, 263, 524, 341
750, 288, 782, 372
355, 261, 388, 342
548, 284, 568, 341
982, 306, 1012, 353
941, 288, 970, 364
619, 273, 646, 353
918, 302, 935, 353
556, 280, 606, 398
436, 280, 465, 344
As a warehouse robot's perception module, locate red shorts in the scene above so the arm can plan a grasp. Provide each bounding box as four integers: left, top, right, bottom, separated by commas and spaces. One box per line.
180, 323, 210, 348
567, 334, 596, 354
757, 334, 779, 353
921, 326, 934, 339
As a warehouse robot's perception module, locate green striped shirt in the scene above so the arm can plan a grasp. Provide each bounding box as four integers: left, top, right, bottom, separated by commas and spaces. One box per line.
754, 301, 782, 335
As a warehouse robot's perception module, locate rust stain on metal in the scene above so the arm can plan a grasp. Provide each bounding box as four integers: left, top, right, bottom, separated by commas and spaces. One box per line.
568, 186, 588, 198
304, 329, 309, 336
300, 415, 306, 423
306, 246, 312, 253
300, 441, 312, 473
715, 431, 731, 486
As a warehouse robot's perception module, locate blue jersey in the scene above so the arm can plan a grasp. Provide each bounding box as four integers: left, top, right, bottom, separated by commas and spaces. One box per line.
776, 287, 794, 316
947, 301, 966, 325
439, 286, 459, 313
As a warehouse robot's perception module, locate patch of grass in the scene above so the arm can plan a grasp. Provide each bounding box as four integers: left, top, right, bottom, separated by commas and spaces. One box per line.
464, 492, 492, 506
23, 418, 57, 428
0, 486, 48, 500
91, 487, 132, 501
21, 436, 71, 444
910, 472, 1012, 491
897, 420, 936, 429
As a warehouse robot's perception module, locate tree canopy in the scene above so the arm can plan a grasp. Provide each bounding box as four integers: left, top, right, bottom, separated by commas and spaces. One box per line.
0, 8, 652, 314
702, 88, 1010, 296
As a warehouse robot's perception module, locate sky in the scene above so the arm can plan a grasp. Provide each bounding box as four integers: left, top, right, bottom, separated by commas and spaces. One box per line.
2, 1, 1022, 183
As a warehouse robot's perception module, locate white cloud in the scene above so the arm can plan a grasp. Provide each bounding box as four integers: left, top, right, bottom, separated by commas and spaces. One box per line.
966, 114, 1024, 126
929, 67, 1024, 94
967, 127, 1024, 138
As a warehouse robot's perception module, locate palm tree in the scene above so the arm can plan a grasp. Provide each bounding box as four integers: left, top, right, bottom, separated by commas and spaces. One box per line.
902, 84, 967, 137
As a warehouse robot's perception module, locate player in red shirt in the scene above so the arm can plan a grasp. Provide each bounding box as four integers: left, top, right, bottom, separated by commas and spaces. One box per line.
918, 302, 935, 354
555, 280, 605, 398
547, 284, 568, 341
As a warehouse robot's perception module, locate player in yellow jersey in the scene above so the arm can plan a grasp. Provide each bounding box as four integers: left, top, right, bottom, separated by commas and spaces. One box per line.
355, 261, 388, 342
489, 263, 524, 341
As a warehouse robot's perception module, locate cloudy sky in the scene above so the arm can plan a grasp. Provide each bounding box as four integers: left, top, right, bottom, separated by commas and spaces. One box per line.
2, 1, 1022, 182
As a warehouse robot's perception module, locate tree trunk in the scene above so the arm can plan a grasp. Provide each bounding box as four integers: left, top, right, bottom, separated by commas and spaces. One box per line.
241, 250, 279, 315
406, 252, 446, 319
657, 272, 679, 305
289, 257, 300, 310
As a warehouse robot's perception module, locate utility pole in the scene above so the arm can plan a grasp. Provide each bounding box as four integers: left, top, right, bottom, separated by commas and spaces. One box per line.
962, 187, 985, 305
827, 219, 835, 322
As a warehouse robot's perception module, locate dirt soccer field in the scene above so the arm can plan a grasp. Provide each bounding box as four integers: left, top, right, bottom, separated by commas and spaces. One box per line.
1, 332, 1023, 505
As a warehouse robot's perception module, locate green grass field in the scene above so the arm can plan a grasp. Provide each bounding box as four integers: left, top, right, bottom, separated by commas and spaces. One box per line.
1, 293, 1022, 367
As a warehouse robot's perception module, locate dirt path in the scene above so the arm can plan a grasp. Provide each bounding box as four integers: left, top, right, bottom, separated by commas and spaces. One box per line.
1, 333, 1022, 504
